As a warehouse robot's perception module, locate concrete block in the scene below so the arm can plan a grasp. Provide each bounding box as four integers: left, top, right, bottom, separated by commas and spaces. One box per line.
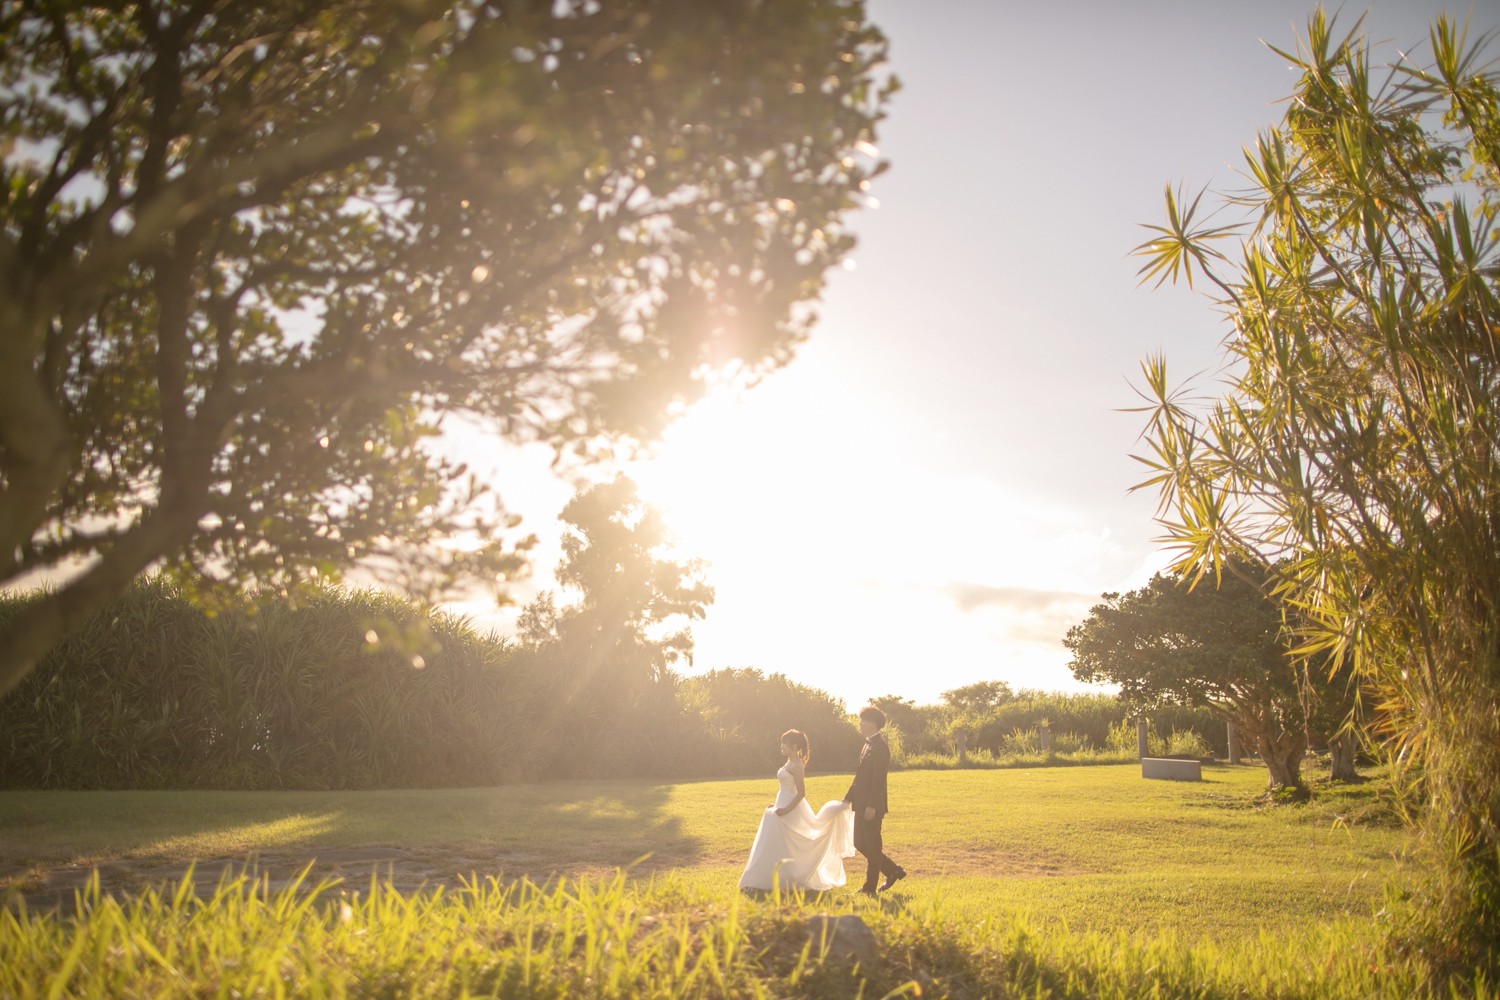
1141, 757, 1202, 781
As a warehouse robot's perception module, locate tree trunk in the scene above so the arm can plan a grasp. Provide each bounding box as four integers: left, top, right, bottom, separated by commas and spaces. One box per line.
1258, 727, 1308, 796
0, 506, 192, 699
1328, 730, 1359, 781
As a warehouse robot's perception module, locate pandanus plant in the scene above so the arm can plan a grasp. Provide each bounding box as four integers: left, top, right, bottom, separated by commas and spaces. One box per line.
1131, 9, 1500, 966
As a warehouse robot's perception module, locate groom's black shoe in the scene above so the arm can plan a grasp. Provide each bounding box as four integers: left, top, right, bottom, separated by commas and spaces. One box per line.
857, 882, 878, 896
879, 867, 907, 892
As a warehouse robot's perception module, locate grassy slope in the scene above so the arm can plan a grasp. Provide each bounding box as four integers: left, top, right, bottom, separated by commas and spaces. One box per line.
2, 763, 1407, 944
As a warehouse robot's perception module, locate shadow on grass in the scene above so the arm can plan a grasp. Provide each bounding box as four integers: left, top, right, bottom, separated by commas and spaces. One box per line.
1, 779, 705, 910
523, 781, 702, 872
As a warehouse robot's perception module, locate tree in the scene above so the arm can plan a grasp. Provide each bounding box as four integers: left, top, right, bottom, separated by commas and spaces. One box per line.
681, 667, 862, 775
867, 693, 920, 734
520, 473, 712, 684
939, 680, 1013, 760
1064, 567, 1315, 792
867, 692, 929, 751
1131, 9, 1500, 957
0, 0, 892, 699
517, 474, 711, 773
940, 680, 1013, 714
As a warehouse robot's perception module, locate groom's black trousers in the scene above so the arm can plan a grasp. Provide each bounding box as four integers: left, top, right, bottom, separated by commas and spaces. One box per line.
853, 812, 898, 889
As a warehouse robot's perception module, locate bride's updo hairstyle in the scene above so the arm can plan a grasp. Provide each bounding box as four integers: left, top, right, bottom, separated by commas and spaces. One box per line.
781, 729, 811, 766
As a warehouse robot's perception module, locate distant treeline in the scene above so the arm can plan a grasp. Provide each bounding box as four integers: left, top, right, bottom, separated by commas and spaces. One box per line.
874, 689, 1225, 765
0, 581, 1222, 790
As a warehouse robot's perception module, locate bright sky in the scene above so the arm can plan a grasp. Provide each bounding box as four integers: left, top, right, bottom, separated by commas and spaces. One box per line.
448, 0, 1489, 711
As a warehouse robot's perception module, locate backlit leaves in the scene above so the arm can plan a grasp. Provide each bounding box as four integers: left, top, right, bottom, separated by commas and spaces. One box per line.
0, 0, 893, 698
1131, 8, 1500, 953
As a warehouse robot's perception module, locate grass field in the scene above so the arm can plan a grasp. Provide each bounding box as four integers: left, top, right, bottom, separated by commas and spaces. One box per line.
3, 763, 1471, 998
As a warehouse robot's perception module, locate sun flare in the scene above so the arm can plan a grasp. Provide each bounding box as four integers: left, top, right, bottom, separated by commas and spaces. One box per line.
616, 368, 1121, 704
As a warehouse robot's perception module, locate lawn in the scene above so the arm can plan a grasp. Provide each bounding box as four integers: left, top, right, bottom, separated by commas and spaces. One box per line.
3, 762, 1408, 945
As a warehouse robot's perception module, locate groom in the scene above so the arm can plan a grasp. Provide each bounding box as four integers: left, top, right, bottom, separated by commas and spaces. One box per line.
844, 705, 907, 895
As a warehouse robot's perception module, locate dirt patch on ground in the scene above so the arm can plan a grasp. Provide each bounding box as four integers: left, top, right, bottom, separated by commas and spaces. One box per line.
917, 843, 1086, 880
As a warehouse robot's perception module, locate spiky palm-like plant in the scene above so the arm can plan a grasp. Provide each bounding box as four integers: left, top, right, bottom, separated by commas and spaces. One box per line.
1133, 10, 1500, 971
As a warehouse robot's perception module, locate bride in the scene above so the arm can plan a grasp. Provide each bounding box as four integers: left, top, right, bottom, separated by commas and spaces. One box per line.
738, 729, 855, 892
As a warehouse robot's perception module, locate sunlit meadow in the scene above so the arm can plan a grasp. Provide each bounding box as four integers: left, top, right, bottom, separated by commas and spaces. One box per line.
4, 764, 1463, 998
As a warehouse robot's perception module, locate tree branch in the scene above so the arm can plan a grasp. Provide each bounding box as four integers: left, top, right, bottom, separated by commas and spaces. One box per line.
0, 499, 201, 699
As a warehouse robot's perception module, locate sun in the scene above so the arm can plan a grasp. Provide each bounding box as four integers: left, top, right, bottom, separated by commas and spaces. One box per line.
623, 381, 824, 571
615, 366, 1129, 705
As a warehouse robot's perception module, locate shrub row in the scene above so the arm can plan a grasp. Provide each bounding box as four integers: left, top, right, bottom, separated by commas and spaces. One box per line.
0, 581, 860, 789
0, 581, 1223, 789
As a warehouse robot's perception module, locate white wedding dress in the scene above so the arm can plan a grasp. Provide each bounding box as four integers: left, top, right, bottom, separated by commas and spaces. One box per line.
738, 762, 855, 891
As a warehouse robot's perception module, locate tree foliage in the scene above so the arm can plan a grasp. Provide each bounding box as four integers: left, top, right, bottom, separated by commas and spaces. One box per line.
0, 579, 860, 787
0, 579, 553, 788
515, 474, 713, 775
1132, 8, 1500, 958
1063, 567, 1346, 791
1066, 572, 1281, 710
870, 688, 1220, 762
520, 473, 711, 681
679, 666, 863, 775
940, 680, 1013, 714
0, 0, 892, 698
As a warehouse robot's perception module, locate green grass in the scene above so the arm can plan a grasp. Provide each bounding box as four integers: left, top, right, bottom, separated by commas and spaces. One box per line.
4, 764, 1478, 998
1, 765, 1406, 941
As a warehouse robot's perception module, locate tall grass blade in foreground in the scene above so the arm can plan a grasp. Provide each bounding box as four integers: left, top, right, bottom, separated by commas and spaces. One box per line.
4, 866, 1493, 998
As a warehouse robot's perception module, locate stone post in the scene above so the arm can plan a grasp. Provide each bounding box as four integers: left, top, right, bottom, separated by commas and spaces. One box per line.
1040, 723, 1052, 753
1137, 718, 1149, 760
1227, 721, 1242, 765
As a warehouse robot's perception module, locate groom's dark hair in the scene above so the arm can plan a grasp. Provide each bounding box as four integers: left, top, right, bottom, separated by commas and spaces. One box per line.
858, 706, 887, 729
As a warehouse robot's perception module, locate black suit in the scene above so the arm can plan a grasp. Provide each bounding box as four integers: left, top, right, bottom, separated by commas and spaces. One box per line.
844, 732, 900, 891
